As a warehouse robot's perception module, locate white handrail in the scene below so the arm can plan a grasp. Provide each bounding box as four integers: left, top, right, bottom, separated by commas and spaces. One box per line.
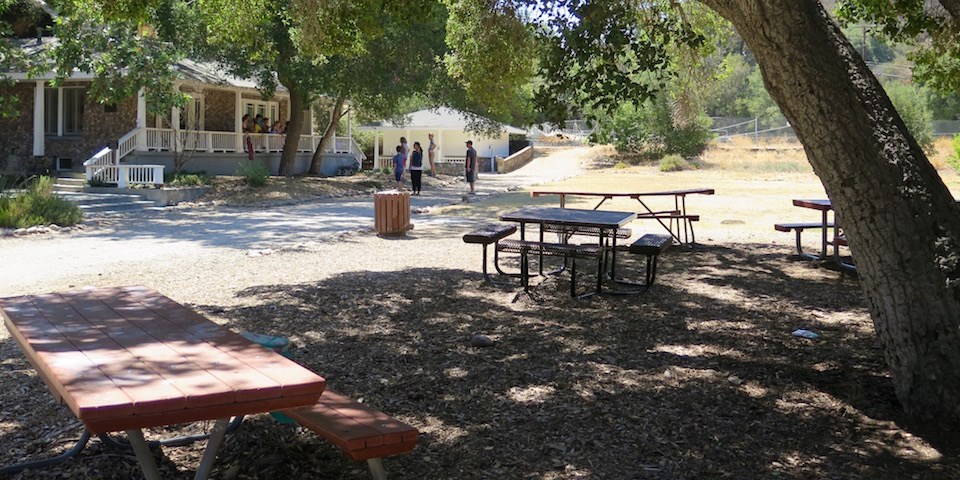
116, 128, 141, 161
83, 147, 113, 167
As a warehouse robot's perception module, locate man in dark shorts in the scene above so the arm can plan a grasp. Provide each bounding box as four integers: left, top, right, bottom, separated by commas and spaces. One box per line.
465, 140, 477, 194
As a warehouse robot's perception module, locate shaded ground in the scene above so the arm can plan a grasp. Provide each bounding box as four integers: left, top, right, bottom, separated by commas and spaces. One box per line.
2, 244, 957, 479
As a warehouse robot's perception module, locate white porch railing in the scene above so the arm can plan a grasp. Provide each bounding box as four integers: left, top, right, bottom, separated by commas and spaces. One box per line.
142, 127, 365, 163
84, 128, 165, 187
375, 155, 465, 170
87, 164, 165, 188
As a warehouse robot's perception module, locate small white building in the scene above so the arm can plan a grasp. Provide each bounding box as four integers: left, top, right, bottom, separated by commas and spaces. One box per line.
362, 107, 526, 173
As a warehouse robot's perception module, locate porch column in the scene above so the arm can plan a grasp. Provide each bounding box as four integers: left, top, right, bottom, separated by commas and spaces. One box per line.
309, 104, 315, 135
373, 128, 379, 169
136, 88, 146, 150
171, 106, 181, 152
438, 129, 444, 165
32, 80, 44, 157
347, 109, 352, 139
235, 90, 243, 152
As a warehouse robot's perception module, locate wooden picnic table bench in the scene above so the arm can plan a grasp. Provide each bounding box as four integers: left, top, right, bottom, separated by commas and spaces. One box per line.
284, 390, 419, 480
0, 286, 327, 480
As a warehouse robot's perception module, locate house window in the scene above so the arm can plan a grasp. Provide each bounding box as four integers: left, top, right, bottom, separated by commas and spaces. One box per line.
244, 101, 279, 130
44, 87, 85, 136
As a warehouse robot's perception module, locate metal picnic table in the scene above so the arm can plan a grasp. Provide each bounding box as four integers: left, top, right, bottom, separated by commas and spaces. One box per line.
499, 206, 636, 295
530, 188, 714, 244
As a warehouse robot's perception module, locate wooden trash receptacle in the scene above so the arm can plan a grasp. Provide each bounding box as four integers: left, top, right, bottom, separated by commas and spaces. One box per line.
374, 190, 413, 235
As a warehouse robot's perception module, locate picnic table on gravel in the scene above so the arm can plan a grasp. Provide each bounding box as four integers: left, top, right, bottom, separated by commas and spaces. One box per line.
499, 206, 636, 297
530, 188, 714, 244
0, 285, 327, 480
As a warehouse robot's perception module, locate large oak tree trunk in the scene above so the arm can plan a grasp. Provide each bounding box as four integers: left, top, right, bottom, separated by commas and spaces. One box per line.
309, 96, 346, 175
702, 0, 960, 422
278, 82, 305, 177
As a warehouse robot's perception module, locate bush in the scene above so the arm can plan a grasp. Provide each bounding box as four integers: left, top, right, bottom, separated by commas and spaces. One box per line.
594, 96, 714, 158
165, 171, 212, 187
948, 134, 960, 173
883, 81, 934, 153
236, 160, 270, 187
0, 176, 83, 228
659, 154, 693, 172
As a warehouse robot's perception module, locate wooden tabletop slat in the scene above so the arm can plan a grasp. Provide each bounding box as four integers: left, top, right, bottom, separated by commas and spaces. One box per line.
67, 290, 240, 409
1, 286, 326, 433
106, 287, 323, 397
90, 290, 288, 403
30, 293, 189, 415
0, 297, 135, 420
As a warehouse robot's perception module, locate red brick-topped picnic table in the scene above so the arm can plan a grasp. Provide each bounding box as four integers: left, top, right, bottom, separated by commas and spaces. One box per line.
0, 285, 326, 480
530, 188, 715, 244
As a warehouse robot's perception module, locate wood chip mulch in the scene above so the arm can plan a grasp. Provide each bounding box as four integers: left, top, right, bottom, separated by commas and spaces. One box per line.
2, 244, 959, 479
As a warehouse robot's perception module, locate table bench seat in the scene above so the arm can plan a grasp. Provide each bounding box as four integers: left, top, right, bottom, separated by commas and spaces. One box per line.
284, 390, 418, 480
616, 234, 672, 290
774, 221, 836, 260
540, 224, 632, 239
462, 224, 517, 244
497, 239, 601, 297
463, 224, 518, 286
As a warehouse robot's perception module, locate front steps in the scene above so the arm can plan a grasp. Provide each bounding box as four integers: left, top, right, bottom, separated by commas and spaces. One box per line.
53, 174, 161, 216
55, 191, 159, 215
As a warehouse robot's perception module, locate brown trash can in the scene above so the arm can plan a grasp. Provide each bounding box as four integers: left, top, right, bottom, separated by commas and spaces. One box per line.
374, 190, 413, 235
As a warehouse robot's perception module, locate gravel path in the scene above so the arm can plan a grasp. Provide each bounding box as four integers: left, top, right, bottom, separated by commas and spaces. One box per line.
0, 147, 586, 304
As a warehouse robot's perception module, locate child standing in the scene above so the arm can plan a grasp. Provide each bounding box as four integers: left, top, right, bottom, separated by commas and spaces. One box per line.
392, 145, 405, 190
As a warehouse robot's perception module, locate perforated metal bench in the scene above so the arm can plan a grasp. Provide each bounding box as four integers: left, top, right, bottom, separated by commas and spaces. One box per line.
614, 233, 673, 291
462, 224, 518, 285
497, 239, 601, 297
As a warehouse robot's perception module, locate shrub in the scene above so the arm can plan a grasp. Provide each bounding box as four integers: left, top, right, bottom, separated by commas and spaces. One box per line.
0, 176, 83, 228
594, 96, 714, 158
659, 154, 692, 172
236, 160, 270, 187
948, 134, 960, 173
165, 171, 212, 187
883, 81, 934, 153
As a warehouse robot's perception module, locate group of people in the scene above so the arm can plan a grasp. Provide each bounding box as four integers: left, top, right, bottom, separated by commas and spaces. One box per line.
391, 134, 478, 195
241, 113, 288, 161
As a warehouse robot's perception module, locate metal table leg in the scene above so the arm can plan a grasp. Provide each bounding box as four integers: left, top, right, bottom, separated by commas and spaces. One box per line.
194, 417, 231, 480
126, 429, 163, 480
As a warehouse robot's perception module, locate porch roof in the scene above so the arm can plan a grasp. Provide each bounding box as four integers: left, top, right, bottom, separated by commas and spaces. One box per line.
360, 107, 527, 135
5, 37, 282, 92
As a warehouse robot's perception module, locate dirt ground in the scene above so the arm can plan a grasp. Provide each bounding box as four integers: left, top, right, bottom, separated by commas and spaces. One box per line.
2, 140, 960, 479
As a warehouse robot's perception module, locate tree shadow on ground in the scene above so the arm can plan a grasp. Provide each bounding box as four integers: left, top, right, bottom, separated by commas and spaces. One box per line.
192, 245, 959, 479
1, 243, 958, 479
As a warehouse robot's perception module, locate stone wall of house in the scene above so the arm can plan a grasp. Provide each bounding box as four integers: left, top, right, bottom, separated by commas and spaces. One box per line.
205, 89, 236, 132
0, 83, 35, 173
0, 81, 136, 174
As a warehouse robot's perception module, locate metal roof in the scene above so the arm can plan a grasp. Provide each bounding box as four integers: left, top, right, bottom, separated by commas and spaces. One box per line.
362, 107, 527, 135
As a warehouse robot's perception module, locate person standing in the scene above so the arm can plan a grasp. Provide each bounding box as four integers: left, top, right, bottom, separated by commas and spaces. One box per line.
400, 136, 410, 167
242, 114, 254, 161
427, 133, 437, 177
410, 142, 424, 195
392, 145, 405, 190
465, 140, 477, 194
